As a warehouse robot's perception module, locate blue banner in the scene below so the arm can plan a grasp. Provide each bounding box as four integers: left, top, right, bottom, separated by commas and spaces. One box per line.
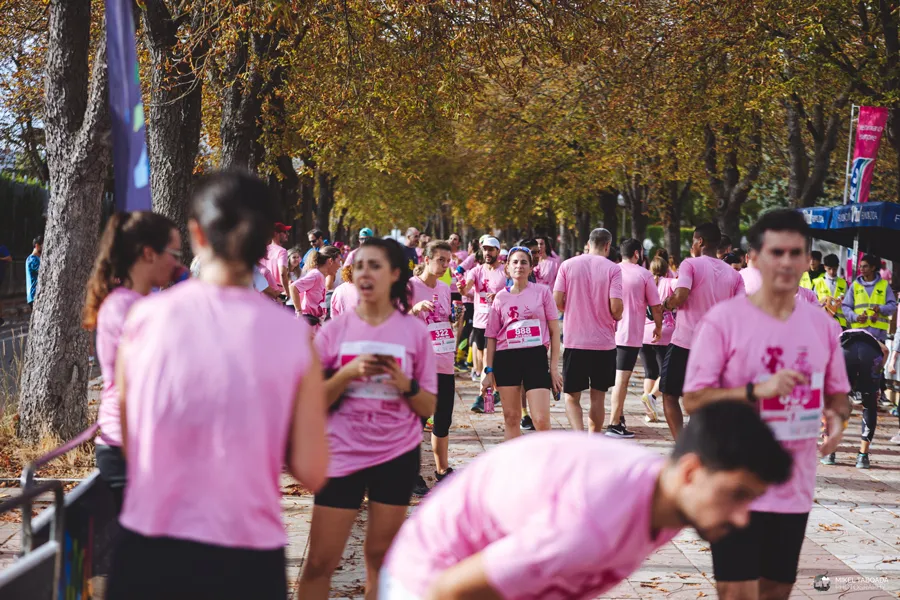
105, 0, 151, 211
829, 202, 900, 231
798, 206, 832, 230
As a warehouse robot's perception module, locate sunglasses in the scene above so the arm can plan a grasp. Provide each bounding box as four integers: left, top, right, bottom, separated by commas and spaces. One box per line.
165, 248, 183, 260
508, 246, 533, 256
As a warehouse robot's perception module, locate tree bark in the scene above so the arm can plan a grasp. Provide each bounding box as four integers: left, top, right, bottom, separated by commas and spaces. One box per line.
703, 122, 761, 241
315, 168, 335, 240
598, 190, 619, 244
663, 179, 690, 264
140, 0, 208, 259
575, 210, 591, 250
18, 0, 111, 442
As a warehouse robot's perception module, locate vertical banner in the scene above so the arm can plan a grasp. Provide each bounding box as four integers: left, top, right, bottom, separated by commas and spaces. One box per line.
847, 106, 888, 204
105, 0, 152, 211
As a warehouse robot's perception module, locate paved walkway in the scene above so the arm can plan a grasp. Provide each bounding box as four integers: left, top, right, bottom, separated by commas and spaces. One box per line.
281, 372, 900, 599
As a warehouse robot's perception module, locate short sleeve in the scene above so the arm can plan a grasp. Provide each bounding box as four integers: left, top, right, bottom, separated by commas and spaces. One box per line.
485, 299, 503, 339
542, 287, 559, 321
609, 265, 623, 299
677, 260, 694, 291
645, 275, 661, 307
412, 320, 438, 394
293, 273, 314, 293
466, 268, 477, 287
276, 248, 287, 270
314, 321, 338, 370
253, 269, 269, 292
552, 263, 567, 293
683, 317, 729, 393
824, 320, 851, 395
733, 272, 746, 297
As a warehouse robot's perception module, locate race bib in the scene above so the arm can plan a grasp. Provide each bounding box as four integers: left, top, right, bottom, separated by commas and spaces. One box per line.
476, 292, 490, 315
428, 322, 456, 354
505, 319, 542, 349
339, 341, 407, 400
757, 372, 824, 441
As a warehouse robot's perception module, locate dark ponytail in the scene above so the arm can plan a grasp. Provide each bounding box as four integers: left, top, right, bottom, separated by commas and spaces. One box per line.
359, 237, 412, 313
83, 211, 176, 330
189, 170, 278, 270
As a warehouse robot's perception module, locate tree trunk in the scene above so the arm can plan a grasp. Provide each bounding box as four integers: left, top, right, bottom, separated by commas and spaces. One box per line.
598, 190, 619, 244
663, 179, 690, 264
18, 0, 111, 442
575, 210, 591, 250
785, 94, 849, 208
315, 168, 335, 239
703, 123, 761, 241
141, 0, 208, 260
219, 32, 270, 171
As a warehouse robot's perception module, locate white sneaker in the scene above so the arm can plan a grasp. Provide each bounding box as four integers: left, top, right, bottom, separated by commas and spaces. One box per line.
641, 394, 660, 422
471, 370, 480, 382
890, 432, 900, 445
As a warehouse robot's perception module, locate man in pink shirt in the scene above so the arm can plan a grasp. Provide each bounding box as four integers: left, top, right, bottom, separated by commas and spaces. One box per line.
265, 222, 291, 296
659, 223, 745, 438
460, 237, 507, 385
380, 401, 793, 600
609, 239, 662, 437
683, 209, 850, 600
553, 228, 624, 432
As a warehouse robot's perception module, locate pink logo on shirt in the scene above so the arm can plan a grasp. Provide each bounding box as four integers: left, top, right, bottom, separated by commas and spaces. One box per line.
762, 347, 784, 374
509, 306, 519, 321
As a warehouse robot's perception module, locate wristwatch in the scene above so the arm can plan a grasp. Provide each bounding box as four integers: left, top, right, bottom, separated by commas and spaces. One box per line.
746, 382, 758, 404
403, 378, 420, 398
484, 367, 494, 374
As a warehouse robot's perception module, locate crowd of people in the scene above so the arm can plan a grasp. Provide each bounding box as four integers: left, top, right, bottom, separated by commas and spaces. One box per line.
77, 169, 899, 600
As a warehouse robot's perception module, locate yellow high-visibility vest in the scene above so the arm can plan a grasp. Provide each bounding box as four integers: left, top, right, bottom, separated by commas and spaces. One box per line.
799, 271, 824, 290
813, 277, 847, 327
850, 279, 890, 332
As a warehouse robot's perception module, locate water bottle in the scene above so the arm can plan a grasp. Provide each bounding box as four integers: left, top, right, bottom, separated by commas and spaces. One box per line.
484, 387, 495, 413
432, 294, 440, 318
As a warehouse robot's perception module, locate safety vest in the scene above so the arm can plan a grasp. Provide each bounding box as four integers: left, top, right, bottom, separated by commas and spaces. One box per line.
813, 277, 847, 327
850, 279, 890, 332
799, 271, 823, 290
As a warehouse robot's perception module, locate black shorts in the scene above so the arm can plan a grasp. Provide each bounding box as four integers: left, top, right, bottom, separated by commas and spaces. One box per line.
660, 344, 690, 397
314, 447, 420, 510
641, 344, 666, 381
107, 528, 287, 600
563, 348, 616, 393
472, 327, 487, 351
493, 345, 552, 391
616, 346, 641, 372
711, 511, 809, 584
96, 444, 127, 512
433, 373, 455, 438
451, 292, 462, 303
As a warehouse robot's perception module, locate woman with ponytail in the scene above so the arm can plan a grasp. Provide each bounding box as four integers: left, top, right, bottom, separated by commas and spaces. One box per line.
83, 211, 181, 511
291, 245, 342, 328
298, 237, 437, 600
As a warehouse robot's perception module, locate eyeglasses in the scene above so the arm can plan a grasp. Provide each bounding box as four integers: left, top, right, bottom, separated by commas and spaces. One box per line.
165, 248, 183, 260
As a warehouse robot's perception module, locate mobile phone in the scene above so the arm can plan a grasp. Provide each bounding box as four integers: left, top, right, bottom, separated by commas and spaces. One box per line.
374, 354, 395, 365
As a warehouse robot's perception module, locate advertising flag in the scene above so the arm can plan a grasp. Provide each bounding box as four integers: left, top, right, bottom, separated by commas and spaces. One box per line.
105, 0, 152, 211
847, 106, 888, 204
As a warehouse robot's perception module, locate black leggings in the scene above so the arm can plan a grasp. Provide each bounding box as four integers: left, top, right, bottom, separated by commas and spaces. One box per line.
843, 337, 881, 443
457, 303, 474, 354
433, 374, 456, 438
95, 444, 126, 513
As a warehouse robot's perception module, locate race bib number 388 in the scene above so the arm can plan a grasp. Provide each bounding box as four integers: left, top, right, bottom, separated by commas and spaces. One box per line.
505, 319, 542, 349
758, 372, 824, 441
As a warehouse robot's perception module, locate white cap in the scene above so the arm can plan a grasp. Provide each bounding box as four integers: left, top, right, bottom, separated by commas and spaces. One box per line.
481, 237, 501, 249
500, 248, 509, 257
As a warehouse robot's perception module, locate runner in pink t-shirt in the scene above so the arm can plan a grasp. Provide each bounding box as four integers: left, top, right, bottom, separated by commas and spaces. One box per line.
482, 248, 561, 439
83, 211, 181, 512
298, 238, 438, 600
640, 255, 676, 423
265, 222, 291, 294
330, 266, 359, 319
108, 172, 328, 599
460, 238, 506, 381
659, 223, 745, 438
552, 228, 623, 432
533, 237, 559, 288
381, 403, 793, 600
291, 246, 341, 329
683, 210, 850, 599
409, 241, 457, 494
743, 260, 820, 306
609, 239, 662, 438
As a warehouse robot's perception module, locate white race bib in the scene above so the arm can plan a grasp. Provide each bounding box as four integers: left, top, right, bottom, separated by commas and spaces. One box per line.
476, 292, 490, 315
339, 341, 407, 400
505, 319, 543, 349
428, 322, 456, 354
757, 372, 824, 441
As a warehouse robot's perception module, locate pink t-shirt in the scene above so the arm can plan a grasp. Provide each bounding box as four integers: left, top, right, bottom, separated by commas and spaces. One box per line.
292, 269, 327, 317
553, 254, 623, 351
384, 433, 680, 599
448, 250, 469, 294
684, 297, 850, 513
119, 280, 312, 549
315, 310, 438, 477
616, 262, 661, 348
330, 281, 359, 318
466, 264, 508, 329
644, 277, 675, 346
534, 257, 559, 289
486, 283, 558, 352
742, 267, 820, 305
670, 255, 745, 349
343, 247, 359, 268
796, 286, 819, 304
96, 287, 143, 447
409, 277, 455, 375
264, 243, 287, 293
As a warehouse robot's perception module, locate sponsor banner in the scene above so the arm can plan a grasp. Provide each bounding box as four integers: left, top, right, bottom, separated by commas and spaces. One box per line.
848, 106, 888, 204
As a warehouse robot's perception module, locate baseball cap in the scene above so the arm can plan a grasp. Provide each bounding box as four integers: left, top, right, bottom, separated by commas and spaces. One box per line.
274, 222, 292, 233
481, 237, 501, 249
359, 227, 374, 238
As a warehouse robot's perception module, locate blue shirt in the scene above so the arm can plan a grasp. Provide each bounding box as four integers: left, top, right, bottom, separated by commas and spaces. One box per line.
25, 254, 40, 303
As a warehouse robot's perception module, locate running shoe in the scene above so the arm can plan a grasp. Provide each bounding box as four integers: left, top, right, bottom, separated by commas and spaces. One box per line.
521, 415, 535, 430
413, 475, 430, 497
493, 391, 501, 406
855, 453, 870, 469
891, 407, 899, 417
435, 467, 454, 482
850, 392, 863, 405
879, 393, 893, 408
471, 370, 480, 382
820, 453, 836, 466
424, 417, 434, 433
641, 394, 660, 422
470, 396, 484, 413
454, 362, 467, 374
890, 432, 900, 445
605, 423, 635, 438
